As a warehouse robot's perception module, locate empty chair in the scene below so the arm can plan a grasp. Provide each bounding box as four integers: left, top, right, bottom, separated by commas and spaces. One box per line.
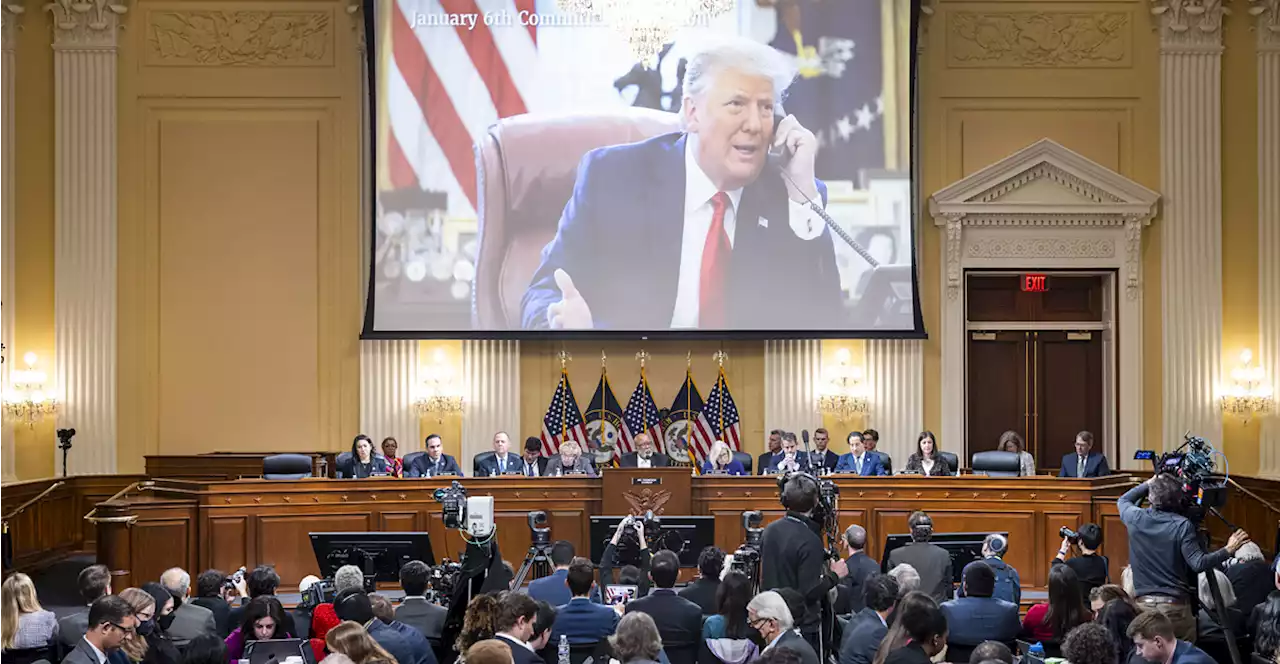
263, 454, 312, 480
732, 451, 754, 475
972, 451, 1023, 477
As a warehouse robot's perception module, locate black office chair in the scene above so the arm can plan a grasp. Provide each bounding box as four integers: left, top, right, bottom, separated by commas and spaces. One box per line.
1, 646, 52, 664
940, 451, 960, 475
732, 451, 753, 474
402, 451, 426, 475
972, 450, 1023, 477
870, 450, 892, 474
334, 451, 354, 478
262, 454, 312, 480
473, 451, 496, 476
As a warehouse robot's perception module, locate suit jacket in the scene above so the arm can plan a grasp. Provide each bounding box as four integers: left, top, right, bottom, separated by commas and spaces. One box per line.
838, 609, 887, 664
837, 552, 882, 614
626, 589, 704, 648
757, 452, 782, 475
939, 596, 1020, 646
767, 629, 820, 664
550, 597, 619, 644
165, 601, 216, 647
62, 637, 115, 664
1170, 640, 1216, 664
1058, 452, 1111, 478
513, 456, 549, 477
190, 597, 232, 637
521, 133, 841, 330
58, 611, 90, 652
806, 450, 839, 472
545, 455, 596, 477
887, 542, 954, 602
527, 568, 602, 606
383, 619, 438, 664
476, 453, 522, 477
495, 634, 543, 664
395, 597, 447, 639
834, 453, 886, 476
406, 454, 464, 478
620, 452, 671, 468
677, 577, 719, 615
761, 454, 812, 475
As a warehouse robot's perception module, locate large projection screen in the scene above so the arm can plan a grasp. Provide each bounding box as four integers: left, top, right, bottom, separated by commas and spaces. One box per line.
364, 0, 923, 338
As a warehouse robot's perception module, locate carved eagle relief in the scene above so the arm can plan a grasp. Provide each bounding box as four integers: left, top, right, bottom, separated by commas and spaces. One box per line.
623, 488, 672, 516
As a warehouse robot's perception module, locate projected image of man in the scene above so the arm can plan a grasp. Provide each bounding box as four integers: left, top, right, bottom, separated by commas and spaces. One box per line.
521, 37, 843, 331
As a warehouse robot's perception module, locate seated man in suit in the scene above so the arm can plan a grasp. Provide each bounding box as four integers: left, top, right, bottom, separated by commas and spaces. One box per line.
493, 592, 545, 664
63, 596, 137, 664
626, 551, 704, 664
59, 564, 113, 653
477, 431, 520, 477
1058, 430, 1111, 478
620, 433, 671, 468
749, 591, 820, 664
678, 546, 723, 615
757, 430, 784, 475
940, 561, 1020, 647
395, 560, 447, 640
839, 574, 899, 664
191, 569, 237, 637
370, 593, 438, 664
835, 432, 886, 476
835, 525, 882, 615
765, 432, 810, 474
528, 541, 601, 605
406, 434, 464, 477
550, 558, 618, 644
808, 428, 839, 472
159, 567, 217, 647
546, 440, 597, 477
886, 511, 954, 602
518, 437, 549, 477
520, 36, 842, 331
862, 430, 892, 474
1127, 609, 1217, 664
336, 589, 436, 664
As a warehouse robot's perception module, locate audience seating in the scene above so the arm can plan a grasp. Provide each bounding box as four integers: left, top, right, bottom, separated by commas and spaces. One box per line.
262, 454, 314, 480
971, 451, 1022, 477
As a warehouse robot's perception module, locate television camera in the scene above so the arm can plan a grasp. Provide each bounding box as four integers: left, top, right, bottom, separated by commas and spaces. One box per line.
424, 559, 463, 606
513, 510, 555, 589
1134, 433, 1229, 522
729, 511, 764, 591
433, 481, 495, 538
777, 469, 842, 559
615, 511, 663, 567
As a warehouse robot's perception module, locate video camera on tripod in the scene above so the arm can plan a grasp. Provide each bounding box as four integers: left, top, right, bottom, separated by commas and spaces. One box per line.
1134, 433, 1229, 522
433, 481, 495, 538
729, 511, 764, 590
776, 469, 842, 559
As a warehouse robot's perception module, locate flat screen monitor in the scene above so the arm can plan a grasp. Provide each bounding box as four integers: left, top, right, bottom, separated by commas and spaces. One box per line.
589, 516, 715, 568
879, 532, 1006, 584
309, 532, 436, 582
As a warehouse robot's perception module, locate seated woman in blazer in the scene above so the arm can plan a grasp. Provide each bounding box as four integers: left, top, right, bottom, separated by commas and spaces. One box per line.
348, 434, 389, 478
903, 431, 953, 476
701, 440, 746, 475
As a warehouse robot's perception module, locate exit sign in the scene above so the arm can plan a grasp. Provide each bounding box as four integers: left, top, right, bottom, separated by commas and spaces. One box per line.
1022, 274, 1049, 292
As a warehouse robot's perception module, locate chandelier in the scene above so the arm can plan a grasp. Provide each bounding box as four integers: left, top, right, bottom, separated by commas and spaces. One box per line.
413, 349, 465, 423
556, 0, 735, 64
1220, 348, 1274, 423
3, 352, 60, 428
817, 348, 869, 422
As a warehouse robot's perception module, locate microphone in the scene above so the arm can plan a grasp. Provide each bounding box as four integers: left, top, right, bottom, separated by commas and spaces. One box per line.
767, 148, 880, 269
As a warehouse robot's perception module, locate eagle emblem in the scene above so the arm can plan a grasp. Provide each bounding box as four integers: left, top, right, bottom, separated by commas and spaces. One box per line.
623, 488, 673, 516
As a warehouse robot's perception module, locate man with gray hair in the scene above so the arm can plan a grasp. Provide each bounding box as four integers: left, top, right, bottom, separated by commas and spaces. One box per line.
335, 564, 367, 593
159, 567, 216, 647
1226, 541, 1273, 619
888, 563, 921, 596
749, 591, 819, 664
837, 524, 881, 614
522, 34, 842, 331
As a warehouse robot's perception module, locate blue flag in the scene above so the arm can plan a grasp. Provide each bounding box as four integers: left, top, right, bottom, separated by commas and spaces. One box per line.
662, 370, 713, 468
585, 370, 627, 467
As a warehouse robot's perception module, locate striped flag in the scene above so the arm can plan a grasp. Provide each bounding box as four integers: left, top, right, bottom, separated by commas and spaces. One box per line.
702, 367, 743, 452
662, 369, 714, 468
621, 370, 663, 455
539, 368, 588, 457
584, 369, 626, 467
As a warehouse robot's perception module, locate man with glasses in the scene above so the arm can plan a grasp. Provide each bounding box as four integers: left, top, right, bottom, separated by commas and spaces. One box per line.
63, 595, 137, 664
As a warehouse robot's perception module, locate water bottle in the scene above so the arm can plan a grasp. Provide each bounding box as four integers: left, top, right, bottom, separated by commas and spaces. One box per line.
557, 634, 570, 664
1029, 642, 1045, 659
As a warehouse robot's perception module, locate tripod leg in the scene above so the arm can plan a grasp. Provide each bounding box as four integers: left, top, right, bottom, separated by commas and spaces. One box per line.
1206, 570, 1243, 664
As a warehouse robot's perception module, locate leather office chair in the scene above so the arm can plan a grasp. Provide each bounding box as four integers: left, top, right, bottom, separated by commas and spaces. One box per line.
402, 451, 426, 475
940, 451, 960, 475
473, 451, 496, 476
262, 454, 312, 480
473, 108, 684, 328
733, 451, 754, 475
334, 451, 353, 478
870, 450, 892, 474
972, 450, 1022, 477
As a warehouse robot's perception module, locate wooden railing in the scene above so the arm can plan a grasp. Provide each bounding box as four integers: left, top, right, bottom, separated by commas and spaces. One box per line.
0, 475, 144, 573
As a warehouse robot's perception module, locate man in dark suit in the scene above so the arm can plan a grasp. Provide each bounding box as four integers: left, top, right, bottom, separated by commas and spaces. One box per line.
835, 525, 881, 614
493, 592, 545, 664
1128, 610, 1217, 664
406, 434, 464, 477
59, 564, 112, 653
678, 546, 723, 615
886, 511, 954, 602
839, 574, 899, 664
626, 551, 704, 664
528, 541, 601, 605
336, 589, 436, 664
191, 570, 235, 637
518, 437, 549, 477
550, 558, 618, 644
750, 591, 820, 664
521, 37, 842, 331
757, 430, 784, 475
476, 432, 521, 477
619, 433, 671, 468
63, 596, 137, 664
807, 428, 839, 472
939, 561, 1020, 648
396, 560, 447, 640
159, 567, 217, 647
764, 432, 811, 474
1057, 430, 1111, 478
835, 432, 886, 476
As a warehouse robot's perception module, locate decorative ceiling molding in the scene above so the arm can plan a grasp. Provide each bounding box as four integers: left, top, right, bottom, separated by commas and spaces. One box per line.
144, 10, 332, 66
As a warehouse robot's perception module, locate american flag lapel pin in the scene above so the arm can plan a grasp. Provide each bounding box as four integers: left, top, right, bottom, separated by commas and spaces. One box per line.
758, 216, 769, 228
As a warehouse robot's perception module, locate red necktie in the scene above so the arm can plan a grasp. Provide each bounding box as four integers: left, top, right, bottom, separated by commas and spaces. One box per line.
699, 192, 731, 327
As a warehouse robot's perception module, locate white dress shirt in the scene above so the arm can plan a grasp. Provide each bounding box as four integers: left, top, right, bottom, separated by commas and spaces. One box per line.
498, 632, 535, 653
494, 454, 510, 474
85, 639, 107, 664
670, 136, 827, 328
637, 454, 652, 469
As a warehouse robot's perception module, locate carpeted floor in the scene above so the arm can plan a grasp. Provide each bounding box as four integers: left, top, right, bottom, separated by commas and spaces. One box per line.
27, 554, 96, 619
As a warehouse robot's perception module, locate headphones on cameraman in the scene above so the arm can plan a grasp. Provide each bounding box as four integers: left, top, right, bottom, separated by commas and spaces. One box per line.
985, 534, 1008, 556
909, 513, 933, 541
780, 472, 821, 511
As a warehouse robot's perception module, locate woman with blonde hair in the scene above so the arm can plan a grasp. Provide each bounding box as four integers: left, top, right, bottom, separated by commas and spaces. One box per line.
996, 430, 1036, 476
549, 440, 596, 477
324, 621, 396, 664
1, 572, 58, 651
701, 441, 746, 475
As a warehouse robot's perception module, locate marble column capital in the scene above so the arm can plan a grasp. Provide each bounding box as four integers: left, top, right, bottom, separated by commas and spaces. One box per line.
46, 0, 126, 49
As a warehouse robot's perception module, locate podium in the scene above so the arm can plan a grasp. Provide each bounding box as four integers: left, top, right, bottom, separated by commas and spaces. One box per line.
600, 466, 692, 516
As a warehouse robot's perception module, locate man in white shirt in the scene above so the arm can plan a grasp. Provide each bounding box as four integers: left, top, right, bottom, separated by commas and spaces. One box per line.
521, 36, 843, 331
493, 593, 544, 664
620, 433, 671, 468
769, 432, 811, 474
64, 596, 137, 664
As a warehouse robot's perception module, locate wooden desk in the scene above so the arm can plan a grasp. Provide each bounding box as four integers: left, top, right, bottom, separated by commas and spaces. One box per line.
145, 452, 336, 480
601, 467, 691, 516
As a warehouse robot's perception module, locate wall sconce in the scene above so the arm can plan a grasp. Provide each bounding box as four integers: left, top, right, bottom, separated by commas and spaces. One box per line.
3, 352, 60, 428
818, 348, 869, 422
1220, 349, 1274, 423
413, 349, 465, 423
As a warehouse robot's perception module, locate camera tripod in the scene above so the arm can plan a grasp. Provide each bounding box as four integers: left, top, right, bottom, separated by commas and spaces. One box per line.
512, 541, 556, 590
1196, 507, 1243, 664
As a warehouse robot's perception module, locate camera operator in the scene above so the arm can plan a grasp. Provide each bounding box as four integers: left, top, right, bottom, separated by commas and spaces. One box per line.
1118, 474, 1251, 642
600, 517, 652, 598
761, 474, 849, 657
1054, 523, 1109, 598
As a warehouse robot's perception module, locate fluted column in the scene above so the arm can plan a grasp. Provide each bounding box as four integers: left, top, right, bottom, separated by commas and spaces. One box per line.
865, 339, 923, 467
1, 1, 21, 482
1155, 0, 1225, 448
359, 341, 420, 452
1255, 0, 1280, 477
764, 340, 820, 440
49, 0, 124, 475
460, 340, 521, 466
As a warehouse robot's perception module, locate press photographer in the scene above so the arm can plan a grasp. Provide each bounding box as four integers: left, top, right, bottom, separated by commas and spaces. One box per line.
1118, 473, 1250, 641
1054, 523, 1109, 597
600, 516, 653, 599
760, 473, 848, 657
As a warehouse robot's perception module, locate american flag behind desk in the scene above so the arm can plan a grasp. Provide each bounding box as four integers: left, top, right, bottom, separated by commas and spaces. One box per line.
702, 368, 742, 452
539, 368, 588, 457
